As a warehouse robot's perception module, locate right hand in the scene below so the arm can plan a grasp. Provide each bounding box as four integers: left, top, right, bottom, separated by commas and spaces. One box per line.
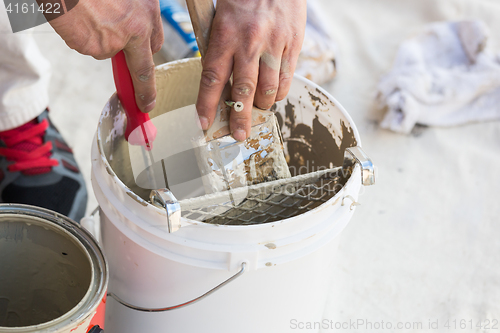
48, 0, 164, 113
195, 0, 307, 141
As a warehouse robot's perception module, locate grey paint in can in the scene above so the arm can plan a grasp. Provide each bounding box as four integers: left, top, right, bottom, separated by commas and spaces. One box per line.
0, 204, 108, 333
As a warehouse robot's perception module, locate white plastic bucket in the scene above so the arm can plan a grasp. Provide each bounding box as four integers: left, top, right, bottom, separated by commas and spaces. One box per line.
0, 204, 108, 333
91, 58, 370, 333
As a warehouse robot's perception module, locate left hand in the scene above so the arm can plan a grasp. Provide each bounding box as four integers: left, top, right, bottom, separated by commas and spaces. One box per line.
48, 0, 164, 113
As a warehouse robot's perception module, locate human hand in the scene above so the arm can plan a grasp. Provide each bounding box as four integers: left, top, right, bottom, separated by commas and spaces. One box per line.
196, 0, 307, 141
48, 0, 163, 112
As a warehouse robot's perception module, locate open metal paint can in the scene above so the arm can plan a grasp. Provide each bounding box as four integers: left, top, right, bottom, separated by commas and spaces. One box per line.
0, 204, 108, 333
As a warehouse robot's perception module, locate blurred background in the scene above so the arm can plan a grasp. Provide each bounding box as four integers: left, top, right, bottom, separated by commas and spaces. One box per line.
28, 0, 500, 331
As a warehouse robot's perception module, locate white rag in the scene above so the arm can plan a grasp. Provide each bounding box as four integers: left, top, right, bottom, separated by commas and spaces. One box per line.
377, 20, 500, 134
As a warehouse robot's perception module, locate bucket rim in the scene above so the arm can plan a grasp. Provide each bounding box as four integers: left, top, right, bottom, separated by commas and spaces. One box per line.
0, 204, 108, 332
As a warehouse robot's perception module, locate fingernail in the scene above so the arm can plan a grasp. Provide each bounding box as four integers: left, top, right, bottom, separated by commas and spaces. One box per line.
233, 129, 247, 141
199, 116, 209, 130
144, 100, 156, 113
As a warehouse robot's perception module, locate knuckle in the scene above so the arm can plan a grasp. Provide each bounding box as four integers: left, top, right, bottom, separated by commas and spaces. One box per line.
92, 54, 108, 61
195, 104, 212, 119
200, 69, 224, 89
244, 22, 264, 41
149, 89, 157, 101
151, 31, 164, 54
233, 81, 256, 97
107, 37, 127, 53
128, 21, 149, 39
231, 115, 249, 129
74, 38, 124, 59
65, 36, 91, 54
135, 65, 155, 82
279, 70, 292, 83
209, 26, 234, 51
259, 84, 278, 96
64, 38, 79, 51
80, 44, 101, 57
135, 89, 156, 106
151, 41, 162, 55
244, 25, 266, 52
210, 21, 230, 40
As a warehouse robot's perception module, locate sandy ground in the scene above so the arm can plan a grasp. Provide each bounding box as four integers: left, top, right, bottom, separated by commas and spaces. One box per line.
29, 0, 500, 331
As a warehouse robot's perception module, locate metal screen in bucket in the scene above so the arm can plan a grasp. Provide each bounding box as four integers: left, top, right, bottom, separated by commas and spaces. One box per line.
150, 146, 374, 230
178, 163, 353, 225
151, 160, 360, 228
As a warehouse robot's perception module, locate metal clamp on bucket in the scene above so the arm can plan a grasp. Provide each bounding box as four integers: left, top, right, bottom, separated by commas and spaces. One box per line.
149, 189, 182, 233
344, 147, 375, 186
150, 146, 375, 233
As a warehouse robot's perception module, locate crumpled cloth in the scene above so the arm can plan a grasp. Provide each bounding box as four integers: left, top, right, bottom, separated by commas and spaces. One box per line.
295, 0, 339, 85
377, 20, 500, 134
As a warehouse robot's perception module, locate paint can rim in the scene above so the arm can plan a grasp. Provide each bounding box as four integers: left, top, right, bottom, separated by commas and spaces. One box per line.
0, 204, 108, 333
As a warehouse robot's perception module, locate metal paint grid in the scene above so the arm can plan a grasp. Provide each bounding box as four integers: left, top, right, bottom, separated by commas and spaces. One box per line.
180, 166, 351, 225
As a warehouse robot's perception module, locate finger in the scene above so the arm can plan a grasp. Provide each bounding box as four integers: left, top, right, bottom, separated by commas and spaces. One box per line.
195, 40, 234, 130
150, 10, 164, 54
150, 27, 164, 55
123, 39, 157, 113
230, 55, 260, 141
276, 31, 304, 101
275, 47, 300, 102
254, 52, 281, 110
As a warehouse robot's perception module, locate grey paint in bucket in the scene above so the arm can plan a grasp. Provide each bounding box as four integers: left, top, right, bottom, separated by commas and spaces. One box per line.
0, 204, 108, 332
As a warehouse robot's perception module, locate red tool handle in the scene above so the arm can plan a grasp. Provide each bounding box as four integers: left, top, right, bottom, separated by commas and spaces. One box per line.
111, 50, 157, 149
